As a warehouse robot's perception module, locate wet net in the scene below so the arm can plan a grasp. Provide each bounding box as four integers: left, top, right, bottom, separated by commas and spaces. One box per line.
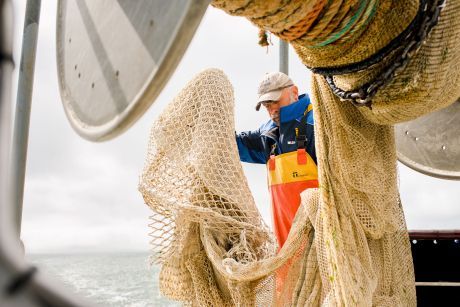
139, 0, 460, 305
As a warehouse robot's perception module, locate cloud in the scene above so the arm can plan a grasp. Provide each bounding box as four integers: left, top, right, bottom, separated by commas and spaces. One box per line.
399, 163, 460, 229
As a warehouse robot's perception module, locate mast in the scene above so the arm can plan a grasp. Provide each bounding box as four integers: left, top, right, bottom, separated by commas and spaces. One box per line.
279, 39, 288, 75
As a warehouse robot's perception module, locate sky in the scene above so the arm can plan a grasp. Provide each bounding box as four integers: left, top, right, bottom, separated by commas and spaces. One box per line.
11, 0, 459, 254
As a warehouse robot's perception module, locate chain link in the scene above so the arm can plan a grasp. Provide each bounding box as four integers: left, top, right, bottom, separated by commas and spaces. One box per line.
325, 0, 446, 109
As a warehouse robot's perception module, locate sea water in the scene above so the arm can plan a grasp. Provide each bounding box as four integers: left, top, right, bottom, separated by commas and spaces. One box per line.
28, 253, 179, 307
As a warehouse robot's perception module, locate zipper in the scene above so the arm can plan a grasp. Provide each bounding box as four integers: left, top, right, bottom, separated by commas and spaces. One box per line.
262, 127, 281, 155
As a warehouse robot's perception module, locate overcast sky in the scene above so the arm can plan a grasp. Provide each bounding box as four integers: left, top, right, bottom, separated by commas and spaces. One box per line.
12, 1, 459, 254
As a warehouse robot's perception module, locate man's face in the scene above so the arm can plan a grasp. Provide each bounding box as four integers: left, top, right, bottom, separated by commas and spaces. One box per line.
262, 86, 298, 125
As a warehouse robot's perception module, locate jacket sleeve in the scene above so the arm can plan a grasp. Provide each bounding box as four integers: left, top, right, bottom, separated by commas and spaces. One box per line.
235, 129, 268, 164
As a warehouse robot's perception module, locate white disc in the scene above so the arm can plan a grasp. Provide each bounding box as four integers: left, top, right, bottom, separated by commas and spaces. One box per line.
396, 100, 460, 180
56, 0, 209, 141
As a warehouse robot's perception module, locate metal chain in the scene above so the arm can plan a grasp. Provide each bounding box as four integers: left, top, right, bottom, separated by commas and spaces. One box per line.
325, 0, 446, 109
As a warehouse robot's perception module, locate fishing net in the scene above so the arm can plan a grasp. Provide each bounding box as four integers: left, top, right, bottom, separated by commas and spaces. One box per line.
139, 0, 460, 305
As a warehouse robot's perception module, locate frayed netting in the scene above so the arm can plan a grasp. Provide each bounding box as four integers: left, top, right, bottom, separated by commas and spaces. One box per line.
139, 0, 460, 305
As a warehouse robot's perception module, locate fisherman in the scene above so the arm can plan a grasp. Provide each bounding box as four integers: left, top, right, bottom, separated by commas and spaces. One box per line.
236, 72, 318, 248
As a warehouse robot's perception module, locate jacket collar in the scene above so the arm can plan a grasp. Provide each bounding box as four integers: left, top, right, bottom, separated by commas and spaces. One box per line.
279, 94, 310, 124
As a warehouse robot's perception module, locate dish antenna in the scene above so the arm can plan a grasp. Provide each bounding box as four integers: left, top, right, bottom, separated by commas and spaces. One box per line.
395, 99, 460, 180
56, 0, 209, 141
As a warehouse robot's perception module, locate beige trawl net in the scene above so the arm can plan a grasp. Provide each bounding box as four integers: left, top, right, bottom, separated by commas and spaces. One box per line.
139, 0, 460, 306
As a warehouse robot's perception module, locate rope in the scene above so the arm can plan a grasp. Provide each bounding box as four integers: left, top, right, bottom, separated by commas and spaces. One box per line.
307, 0, 425, 75
313, 0, 371, 47
275, 0, 327, 41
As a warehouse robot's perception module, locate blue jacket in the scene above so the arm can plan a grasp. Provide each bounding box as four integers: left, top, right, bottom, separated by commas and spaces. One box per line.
236, 94, 316, 164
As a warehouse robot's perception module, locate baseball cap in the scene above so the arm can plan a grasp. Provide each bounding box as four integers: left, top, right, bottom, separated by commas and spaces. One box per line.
255, 72, 294, 111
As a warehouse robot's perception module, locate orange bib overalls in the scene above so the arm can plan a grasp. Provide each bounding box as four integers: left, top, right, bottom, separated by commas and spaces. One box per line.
267, 114, 318, 249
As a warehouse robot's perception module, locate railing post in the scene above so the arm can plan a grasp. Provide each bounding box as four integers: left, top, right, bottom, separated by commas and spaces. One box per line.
10, 0, 42, 237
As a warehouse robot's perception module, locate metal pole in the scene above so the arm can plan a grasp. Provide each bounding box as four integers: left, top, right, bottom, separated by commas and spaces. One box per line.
1, 1, 15, 220
1, 1, 93, 305
279, 39, 289, 75
10, 0, 41, 237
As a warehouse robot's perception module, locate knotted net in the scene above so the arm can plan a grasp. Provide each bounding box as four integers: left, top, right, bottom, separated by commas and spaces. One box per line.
139, 0, 460, 305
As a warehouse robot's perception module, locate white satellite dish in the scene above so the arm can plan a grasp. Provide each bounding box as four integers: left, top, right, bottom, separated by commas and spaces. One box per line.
56, 0, 210, 141
396, 99, 460, 180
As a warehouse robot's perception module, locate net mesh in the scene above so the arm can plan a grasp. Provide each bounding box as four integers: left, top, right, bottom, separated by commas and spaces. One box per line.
139, 0, 460, 305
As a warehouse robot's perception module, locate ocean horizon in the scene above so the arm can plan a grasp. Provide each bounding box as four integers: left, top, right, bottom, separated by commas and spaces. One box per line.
27, 252, 180, 307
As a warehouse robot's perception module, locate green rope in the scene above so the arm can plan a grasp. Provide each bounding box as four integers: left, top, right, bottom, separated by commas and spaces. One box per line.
311, 0, 374, 47
336, 0, 379, 45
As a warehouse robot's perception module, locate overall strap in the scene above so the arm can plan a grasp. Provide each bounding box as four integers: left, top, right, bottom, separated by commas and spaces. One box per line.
296, 111, 309, 150
270, 143, 277, 156
296, 106, 312, 164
